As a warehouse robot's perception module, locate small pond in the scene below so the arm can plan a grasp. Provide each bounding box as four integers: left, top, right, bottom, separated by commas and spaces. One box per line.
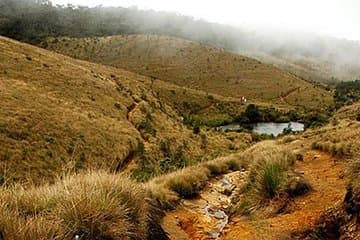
217, 122, 304, 137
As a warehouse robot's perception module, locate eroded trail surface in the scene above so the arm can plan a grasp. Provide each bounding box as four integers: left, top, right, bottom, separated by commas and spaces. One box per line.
162, 151, 347, 240
162, 168, 249, 240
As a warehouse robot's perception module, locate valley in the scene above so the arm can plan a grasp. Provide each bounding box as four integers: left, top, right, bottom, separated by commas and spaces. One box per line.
0, 3, 359, 238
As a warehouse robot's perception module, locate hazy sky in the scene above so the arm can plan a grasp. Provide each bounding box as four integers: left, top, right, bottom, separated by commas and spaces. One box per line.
52, 0, 360, 40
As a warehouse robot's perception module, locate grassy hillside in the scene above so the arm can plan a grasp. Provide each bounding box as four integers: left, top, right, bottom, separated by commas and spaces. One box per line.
1, 113, 358, 239
44, 35, 333, 111
157, 107, 360, 239
0, 36, 249, 184
2, 1, 359, 84
0, 40, 358, 238
254, 52, 360, 84
1, 34, 358, 239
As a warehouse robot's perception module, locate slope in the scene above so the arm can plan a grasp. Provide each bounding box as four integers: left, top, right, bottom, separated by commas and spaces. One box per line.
0, 35, 246, 184
160, 113, 360, 239
45, 34, 333, 111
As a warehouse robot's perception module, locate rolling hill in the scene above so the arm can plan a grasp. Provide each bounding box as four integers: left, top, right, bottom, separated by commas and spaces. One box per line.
44, 34, 334, 111
0, 34, 359, 239
0, 35, 249, 184
0, 2, 359, 239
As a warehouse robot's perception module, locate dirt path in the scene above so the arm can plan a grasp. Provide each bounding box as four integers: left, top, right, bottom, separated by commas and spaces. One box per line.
224, 151, 347, 240
162, 151, 347, 240
162, 169, 249, 240
278, 86, 301, 105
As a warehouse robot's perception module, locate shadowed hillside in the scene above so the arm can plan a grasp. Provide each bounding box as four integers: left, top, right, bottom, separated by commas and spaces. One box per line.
45, 35, 334, 111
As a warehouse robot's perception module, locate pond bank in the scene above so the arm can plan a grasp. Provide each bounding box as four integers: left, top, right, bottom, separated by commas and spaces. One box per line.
217, 122, 304, 136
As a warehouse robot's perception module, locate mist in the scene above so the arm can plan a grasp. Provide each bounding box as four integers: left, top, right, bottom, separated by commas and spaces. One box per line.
1, 0, 360, 82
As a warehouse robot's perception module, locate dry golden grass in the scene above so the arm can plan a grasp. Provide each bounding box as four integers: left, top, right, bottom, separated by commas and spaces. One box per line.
45, 34, 333, 111
0, 171, 167, 240
0, 149, 249, 239
146, 152, 247, 207
307, 116, 360, 204
309, 119, 359, 157
0, 100, 357, 239
0, 36, 247, 184
256, 51, 360, 84
146, 141, 302, 209
333, 101, 360, 120
226, 139, 314, 217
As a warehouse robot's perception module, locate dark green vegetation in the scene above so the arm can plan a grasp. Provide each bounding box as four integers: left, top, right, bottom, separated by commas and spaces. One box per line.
233, 103, 331, 131
235, 104, 301, 124
131, 139, 191, 182
0, 0, 237, 48
334, 80, 360, 109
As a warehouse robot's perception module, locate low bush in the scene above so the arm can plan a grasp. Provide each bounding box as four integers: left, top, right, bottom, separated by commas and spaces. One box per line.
259, 161, 284, 198
233, 148, 308, 215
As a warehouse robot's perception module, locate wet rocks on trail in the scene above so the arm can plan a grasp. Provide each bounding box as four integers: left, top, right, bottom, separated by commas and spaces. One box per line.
178, 168, 249, 239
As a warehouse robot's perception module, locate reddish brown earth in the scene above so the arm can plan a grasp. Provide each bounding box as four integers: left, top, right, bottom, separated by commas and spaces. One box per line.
162, 151, 347, 240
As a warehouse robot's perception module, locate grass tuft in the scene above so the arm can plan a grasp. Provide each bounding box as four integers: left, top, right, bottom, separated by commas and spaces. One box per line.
0, 172, 168, 240
260, 161, 283, 199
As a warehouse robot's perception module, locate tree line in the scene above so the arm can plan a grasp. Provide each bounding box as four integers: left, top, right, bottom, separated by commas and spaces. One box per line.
0, 0, 238, 49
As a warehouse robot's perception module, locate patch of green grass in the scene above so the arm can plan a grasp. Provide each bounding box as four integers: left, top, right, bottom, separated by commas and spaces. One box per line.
260, 161, 283, 198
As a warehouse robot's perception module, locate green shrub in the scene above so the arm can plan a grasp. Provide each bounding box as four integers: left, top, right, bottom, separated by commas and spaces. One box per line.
260, 161, 283, 198
304, 112, 329, 128
130, 166, 156, 182
138, 113, 156, 136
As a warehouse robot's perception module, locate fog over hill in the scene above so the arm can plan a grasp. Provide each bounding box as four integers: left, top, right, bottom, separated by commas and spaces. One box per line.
1, 0, 360, 83
1, 1, 360, 239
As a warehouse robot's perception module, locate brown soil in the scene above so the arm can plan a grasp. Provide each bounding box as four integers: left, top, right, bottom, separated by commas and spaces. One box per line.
162, 151, 347, 240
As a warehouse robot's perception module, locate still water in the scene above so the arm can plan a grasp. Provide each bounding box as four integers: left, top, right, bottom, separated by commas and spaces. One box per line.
218, 122, 304, 137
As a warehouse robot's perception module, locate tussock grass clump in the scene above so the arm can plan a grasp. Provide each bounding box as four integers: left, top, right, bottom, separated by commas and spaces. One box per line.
166, 167, 210, 198
0, 172, 168, 240
148, 153, 246, 206
204, 157, 243, 175
232, 146, 309, 215
250, 152, 293, 200
258, 161, 284, 199
280, 135, 297, 144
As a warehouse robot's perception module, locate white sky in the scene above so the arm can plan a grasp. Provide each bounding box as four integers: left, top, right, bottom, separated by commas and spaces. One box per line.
51, 0, 360, 41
